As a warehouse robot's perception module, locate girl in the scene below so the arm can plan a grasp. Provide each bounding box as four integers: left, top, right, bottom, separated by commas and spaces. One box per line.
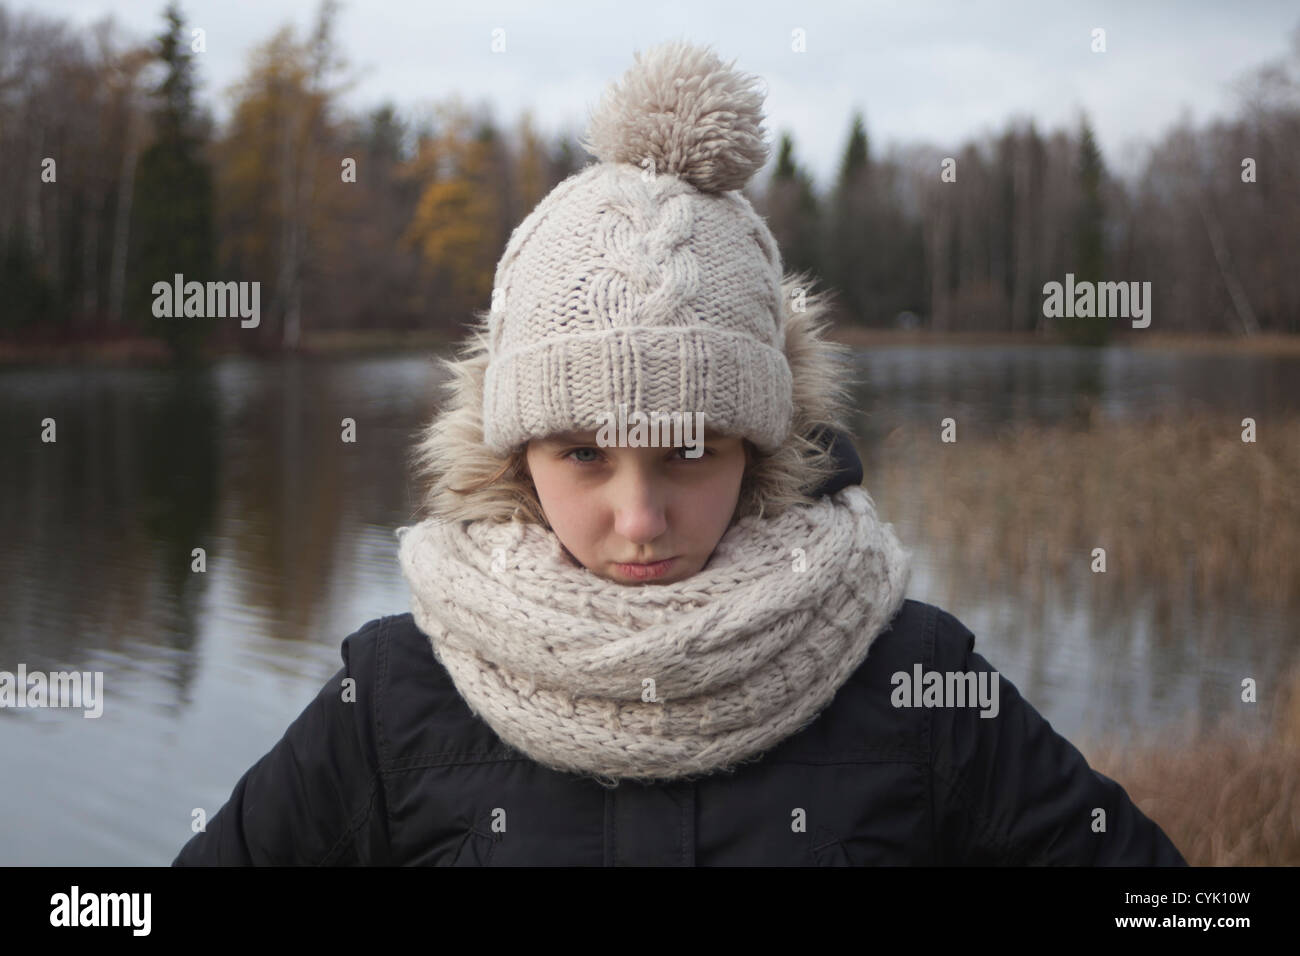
173, 38, 1186, 866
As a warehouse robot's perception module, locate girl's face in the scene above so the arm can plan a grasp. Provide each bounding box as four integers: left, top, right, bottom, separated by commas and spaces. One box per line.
524, 430, 749, 585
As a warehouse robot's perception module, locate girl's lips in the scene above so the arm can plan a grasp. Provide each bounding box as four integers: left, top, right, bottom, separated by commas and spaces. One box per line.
613, 557, 677, 580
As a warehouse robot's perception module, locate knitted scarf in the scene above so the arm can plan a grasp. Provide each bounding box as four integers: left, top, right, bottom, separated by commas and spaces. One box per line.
395, 484, 911, 784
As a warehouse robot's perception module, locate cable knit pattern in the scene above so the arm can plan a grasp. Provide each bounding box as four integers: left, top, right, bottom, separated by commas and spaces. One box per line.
396, 485, 912, 783
480, 39, 793, 455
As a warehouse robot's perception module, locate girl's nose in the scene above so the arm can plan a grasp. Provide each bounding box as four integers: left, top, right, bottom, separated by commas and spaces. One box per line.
611, 475, 668, 544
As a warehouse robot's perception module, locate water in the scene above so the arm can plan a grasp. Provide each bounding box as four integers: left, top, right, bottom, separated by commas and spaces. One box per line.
848, 344, 1297, 755
1, 345, 1296, 864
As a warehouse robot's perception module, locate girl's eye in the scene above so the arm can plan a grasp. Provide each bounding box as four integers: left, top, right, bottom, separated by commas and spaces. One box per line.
674, 445, 714, 460
563, 446, 713, 465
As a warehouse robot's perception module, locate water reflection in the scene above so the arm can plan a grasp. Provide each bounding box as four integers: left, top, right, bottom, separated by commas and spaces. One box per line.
0, 345, 1296, 863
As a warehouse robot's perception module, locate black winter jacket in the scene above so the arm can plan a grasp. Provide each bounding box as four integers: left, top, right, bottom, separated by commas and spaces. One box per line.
173, 429, 1187, 866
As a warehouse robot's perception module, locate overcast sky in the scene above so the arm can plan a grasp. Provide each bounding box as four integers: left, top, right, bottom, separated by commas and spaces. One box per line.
25, 0, 1300, 188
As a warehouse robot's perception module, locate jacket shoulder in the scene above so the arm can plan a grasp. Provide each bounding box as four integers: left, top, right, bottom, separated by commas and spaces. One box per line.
842, 598, 974, 696
346, 612, 515, 769
770, 599, 980, 761
762, 599, 936, 762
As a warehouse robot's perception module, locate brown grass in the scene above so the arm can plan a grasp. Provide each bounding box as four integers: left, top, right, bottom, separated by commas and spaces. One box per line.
827, 327, 1054, 348
0, 327, 461, 364
827, 326, 1300, 355
874, 411, 1300, 608
871, 411, 1300, 864
299, 328, 460, 353
0, 336, 172, 364
1122, 332, 1300, 357
1082, 661, 1300, 866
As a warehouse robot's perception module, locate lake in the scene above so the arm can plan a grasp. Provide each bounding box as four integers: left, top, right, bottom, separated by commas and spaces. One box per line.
1, 345, 1296, 864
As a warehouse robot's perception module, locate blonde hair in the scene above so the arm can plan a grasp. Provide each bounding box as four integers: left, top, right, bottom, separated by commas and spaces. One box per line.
408, 272, 859, 530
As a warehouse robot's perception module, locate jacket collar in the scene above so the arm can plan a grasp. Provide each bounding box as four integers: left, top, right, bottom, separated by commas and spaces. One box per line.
807, 426, 863, 499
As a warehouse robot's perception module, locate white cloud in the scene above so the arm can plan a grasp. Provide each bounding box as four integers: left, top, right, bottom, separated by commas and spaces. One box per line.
25, 0, 1298, 190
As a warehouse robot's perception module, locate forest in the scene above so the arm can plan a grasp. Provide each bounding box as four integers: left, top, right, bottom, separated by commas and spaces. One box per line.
2, 1, 1298, 358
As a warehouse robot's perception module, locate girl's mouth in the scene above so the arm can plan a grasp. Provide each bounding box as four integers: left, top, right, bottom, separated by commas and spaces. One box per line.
613, 557, 677, 580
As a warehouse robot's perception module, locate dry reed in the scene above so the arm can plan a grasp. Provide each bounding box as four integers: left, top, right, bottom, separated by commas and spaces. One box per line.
871, 410, 1300, 864
874, 411, 1300, 608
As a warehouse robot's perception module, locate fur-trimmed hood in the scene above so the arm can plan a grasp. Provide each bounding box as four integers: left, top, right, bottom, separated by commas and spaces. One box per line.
409, 271, 861, 527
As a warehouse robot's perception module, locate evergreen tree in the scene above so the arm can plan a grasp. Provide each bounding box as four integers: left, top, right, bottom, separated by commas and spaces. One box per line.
126, 2, 215, 361
764, 133, 822, 280
826, 112, 872, 323
1063, 115, 1110, 345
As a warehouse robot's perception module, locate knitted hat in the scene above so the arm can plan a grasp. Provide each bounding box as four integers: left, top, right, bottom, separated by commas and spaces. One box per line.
480, 39, 794, 457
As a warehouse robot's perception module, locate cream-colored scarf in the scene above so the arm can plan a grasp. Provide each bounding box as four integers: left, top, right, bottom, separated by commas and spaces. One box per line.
395, 484, 911, 785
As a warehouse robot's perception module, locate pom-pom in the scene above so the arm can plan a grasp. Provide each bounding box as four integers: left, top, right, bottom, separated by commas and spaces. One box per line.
580, 38, 769, 194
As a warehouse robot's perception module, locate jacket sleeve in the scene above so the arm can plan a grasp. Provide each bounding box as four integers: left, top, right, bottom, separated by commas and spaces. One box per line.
172, 619, 389, 866
928, 608, 1188, 866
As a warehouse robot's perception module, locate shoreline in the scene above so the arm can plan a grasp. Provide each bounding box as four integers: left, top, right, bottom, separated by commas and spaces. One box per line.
0, 328, 461, 366
825, 327, 1300, 355
3, 326, 1300, 366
